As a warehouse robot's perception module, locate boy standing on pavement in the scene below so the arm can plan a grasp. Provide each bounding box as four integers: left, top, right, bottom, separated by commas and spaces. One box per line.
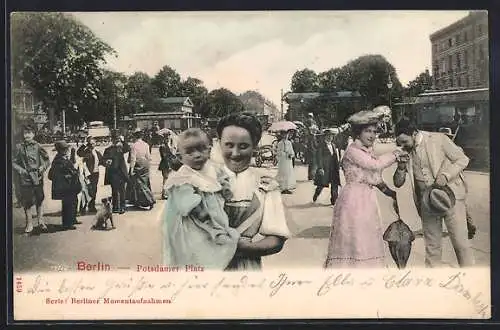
12, 124, 50, 233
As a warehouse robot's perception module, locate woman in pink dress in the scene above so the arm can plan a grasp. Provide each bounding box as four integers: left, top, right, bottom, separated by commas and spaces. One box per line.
324, 111, 406, 268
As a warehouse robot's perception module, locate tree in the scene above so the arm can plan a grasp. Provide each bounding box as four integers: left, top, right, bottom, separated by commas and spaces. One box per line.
125, 72, 155, 112
202, 88, 244, 118
152, 65, 182, 98
405, 69, 432, 98
318, 68, 341, 92
291, 69, 319, 93
179, 77, 208, 114
238, 90, 266, 113
337, 54, 404, 108
11, 13, 115, 126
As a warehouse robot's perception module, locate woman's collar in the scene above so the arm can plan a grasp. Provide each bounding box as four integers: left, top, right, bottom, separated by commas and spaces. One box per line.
223, 164, 251, 178
353, 139, 373, 152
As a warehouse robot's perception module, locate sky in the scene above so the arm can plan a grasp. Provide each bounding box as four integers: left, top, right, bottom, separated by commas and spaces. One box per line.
73, 11, 470, 107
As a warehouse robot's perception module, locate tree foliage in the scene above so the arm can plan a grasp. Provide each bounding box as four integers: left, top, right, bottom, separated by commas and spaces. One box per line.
201, 88, 244, 118
288, 54, 404, 126
404, 69, 432, 98
291, 69, 319, 93
179, 77, 208, 114
11, 12, 115, 125
152, 65, 182, 98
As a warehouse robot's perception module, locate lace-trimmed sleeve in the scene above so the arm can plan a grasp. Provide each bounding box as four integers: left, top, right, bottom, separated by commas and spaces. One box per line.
344, 145, 396, 171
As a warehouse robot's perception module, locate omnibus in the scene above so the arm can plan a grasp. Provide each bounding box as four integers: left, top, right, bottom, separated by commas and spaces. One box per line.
393, 88, 489, 170
87, 121, 111, 145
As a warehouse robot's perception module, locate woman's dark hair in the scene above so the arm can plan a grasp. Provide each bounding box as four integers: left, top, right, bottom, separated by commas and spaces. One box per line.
350, 123, 377, 139
216, 112, 263, 146
394, 117, 417, 136
133, 130, 143, 139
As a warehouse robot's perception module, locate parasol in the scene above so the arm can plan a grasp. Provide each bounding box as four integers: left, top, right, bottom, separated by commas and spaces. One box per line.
382, 198, 415, 269
157, 128, 174, 136
293, 121, 306, 128
269, 121, 298, 132
372, 105, 392, 117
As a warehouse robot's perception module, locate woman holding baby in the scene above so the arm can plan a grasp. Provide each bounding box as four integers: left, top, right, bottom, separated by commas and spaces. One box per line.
162, 113, 290, 271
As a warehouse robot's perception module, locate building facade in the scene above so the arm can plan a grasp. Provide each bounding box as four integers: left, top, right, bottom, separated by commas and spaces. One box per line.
121, 97, 201, 131
430, 11, 488, 90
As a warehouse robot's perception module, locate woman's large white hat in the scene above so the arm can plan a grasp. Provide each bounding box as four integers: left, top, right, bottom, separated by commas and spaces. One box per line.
347, 110, 382, 125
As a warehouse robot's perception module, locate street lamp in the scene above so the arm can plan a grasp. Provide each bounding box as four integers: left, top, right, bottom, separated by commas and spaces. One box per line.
387, 74, 393, 109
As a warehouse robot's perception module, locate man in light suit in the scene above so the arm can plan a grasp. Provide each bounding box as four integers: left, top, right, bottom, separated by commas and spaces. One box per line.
393, 118, 474, 268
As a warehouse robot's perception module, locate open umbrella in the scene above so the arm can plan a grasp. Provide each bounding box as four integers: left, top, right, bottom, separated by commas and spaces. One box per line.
269, 121, 297, 132
157, 128, 174, 136
372, 105, 391, 117
382, 199, 415, 269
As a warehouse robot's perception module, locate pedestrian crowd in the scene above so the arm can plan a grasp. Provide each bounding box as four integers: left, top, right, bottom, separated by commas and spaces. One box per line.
13, 109, 478, 270
12, 125, 177, 234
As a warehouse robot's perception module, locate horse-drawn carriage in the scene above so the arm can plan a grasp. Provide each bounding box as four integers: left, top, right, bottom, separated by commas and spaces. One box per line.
254, 144, 278, 167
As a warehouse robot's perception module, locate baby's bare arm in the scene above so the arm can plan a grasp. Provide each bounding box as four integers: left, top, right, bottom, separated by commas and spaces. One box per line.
190, 203, 210, 222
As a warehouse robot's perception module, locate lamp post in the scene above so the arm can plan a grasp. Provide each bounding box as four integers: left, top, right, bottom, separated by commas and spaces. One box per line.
387, 74, 393, 109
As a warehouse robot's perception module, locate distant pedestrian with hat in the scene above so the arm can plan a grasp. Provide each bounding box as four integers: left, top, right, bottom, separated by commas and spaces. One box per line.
275, 130, 296, 194
158, 133, 175, 199
77, 136, 104, 213
12, 124, 51, 233
313, 129, 341, 205
393, 118, 474, 267
48, 141, 82, 230
127, 128, 155, 209
103, 134, 131, 214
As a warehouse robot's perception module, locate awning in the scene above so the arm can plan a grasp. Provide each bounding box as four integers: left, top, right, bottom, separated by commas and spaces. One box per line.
414, 90, 489, 104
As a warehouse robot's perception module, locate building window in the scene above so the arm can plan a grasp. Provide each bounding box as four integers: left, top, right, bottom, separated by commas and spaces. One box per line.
455, 34, 460, 44
457, 76, 462, 87
448, 38, 453, 47
465, 76, 470, 88
449, 78, 454, 87
448, 55, 453, 73
456, 53, 461, 69
463, 30, 468, 42
464, 49, 468, 66
478, 44, 486, 61
441, 60, 446, 74
479, 66, 487, 83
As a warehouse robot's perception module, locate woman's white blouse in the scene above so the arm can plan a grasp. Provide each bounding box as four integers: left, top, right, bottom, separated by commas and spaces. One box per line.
223, 165, 291, 239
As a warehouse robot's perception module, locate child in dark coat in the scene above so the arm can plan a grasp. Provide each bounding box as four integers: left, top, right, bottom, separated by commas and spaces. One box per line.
48, 141, 82, 230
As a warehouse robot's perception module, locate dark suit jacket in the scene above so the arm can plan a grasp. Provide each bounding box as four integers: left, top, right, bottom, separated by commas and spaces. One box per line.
48, 154, 81, 200
102, 143, 130, 185
77, 144, 103, 173
314, 140, 341, 187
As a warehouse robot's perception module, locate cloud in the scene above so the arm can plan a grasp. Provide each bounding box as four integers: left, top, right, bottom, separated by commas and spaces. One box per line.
73, 11, 470, 106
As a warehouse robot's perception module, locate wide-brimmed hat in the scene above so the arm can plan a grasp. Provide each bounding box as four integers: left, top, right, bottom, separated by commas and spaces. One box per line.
54, 140, 70, 152
21, 124, 36, 133
422, 184, 456, 215
347, 110, 382, 126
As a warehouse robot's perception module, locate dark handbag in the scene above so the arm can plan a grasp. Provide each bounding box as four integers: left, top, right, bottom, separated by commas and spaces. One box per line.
314, 168, 324, 184
169, 154, 183, 171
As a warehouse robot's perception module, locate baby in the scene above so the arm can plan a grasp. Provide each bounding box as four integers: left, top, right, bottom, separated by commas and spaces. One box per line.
162, 128, 239, 269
